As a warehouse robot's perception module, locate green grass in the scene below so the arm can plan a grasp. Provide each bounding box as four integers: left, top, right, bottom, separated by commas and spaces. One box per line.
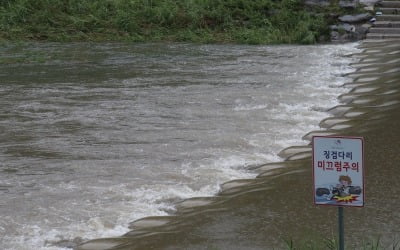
0, 0, 340, 44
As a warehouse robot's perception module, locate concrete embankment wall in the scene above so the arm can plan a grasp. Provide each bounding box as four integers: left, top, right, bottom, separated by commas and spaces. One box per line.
77, 40, 400, 250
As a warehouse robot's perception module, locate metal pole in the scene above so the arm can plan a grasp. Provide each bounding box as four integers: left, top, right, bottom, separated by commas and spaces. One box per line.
338, 206, 344, 250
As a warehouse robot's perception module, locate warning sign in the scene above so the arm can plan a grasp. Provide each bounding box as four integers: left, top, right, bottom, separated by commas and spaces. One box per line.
312, 136, 364, 207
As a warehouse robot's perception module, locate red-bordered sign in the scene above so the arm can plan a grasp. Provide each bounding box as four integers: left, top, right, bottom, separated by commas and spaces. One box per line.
312, 136, 364, 207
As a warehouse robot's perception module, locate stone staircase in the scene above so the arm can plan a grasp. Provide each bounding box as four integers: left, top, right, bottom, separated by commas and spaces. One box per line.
367, 0, 400, 39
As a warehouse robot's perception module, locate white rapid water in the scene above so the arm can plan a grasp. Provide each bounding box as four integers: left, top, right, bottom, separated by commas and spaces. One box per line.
0, 42, 360, 249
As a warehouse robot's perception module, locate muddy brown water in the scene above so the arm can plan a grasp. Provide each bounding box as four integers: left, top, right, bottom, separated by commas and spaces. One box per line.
1, 41, 398, 250
76, 40, 400, 250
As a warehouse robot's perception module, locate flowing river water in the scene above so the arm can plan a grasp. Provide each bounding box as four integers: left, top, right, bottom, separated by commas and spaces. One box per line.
0, 42, 360, 249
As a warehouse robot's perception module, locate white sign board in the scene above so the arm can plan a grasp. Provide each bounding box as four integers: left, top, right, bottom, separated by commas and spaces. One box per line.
313, 136, 364, 207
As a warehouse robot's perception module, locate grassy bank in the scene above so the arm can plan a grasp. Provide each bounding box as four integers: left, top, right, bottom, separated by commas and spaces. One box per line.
0, 0, 332, 44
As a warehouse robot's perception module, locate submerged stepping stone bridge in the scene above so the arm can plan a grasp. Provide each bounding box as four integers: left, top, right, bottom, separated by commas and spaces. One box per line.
367, 0, 400, 39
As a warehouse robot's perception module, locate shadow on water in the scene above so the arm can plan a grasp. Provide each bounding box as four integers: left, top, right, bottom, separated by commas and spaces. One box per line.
75, 40, 400, 249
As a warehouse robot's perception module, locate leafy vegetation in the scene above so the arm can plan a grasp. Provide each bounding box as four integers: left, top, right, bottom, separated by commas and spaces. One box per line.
0, 0, 338, 44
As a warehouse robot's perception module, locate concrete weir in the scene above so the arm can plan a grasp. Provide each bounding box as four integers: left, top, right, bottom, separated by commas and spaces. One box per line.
367, 0, 400, 39
76, 40, 400, 250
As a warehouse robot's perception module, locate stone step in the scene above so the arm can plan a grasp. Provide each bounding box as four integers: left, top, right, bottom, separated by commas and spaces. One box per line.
369, 27, 400, 33
379, 1, 400, 8
376, 14, 400, 21
366, 33, 400, 39
379, 7, 400, 14
373, 20, 400, 27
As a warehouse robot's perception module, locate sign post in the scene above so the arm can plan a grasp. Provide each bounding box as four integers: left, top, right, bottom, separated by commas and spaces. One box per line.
338, 206, 344, 250
312, 136, 364, 250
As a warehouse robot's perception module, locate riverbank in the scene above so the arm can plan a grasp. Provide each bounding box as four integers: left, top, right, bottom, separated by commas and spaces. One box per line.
76, 40, 400, 249
0, 0, 365, 44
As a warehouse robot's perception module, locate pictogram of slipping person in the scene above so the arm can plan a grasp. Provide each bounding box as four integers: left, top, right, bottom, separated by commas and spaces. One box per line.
315, 175, 362, 203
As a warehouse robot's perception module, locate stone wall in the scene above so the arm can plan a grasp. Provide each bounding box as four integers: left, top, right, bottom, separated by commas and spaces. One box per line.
305, 0, 381, 42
